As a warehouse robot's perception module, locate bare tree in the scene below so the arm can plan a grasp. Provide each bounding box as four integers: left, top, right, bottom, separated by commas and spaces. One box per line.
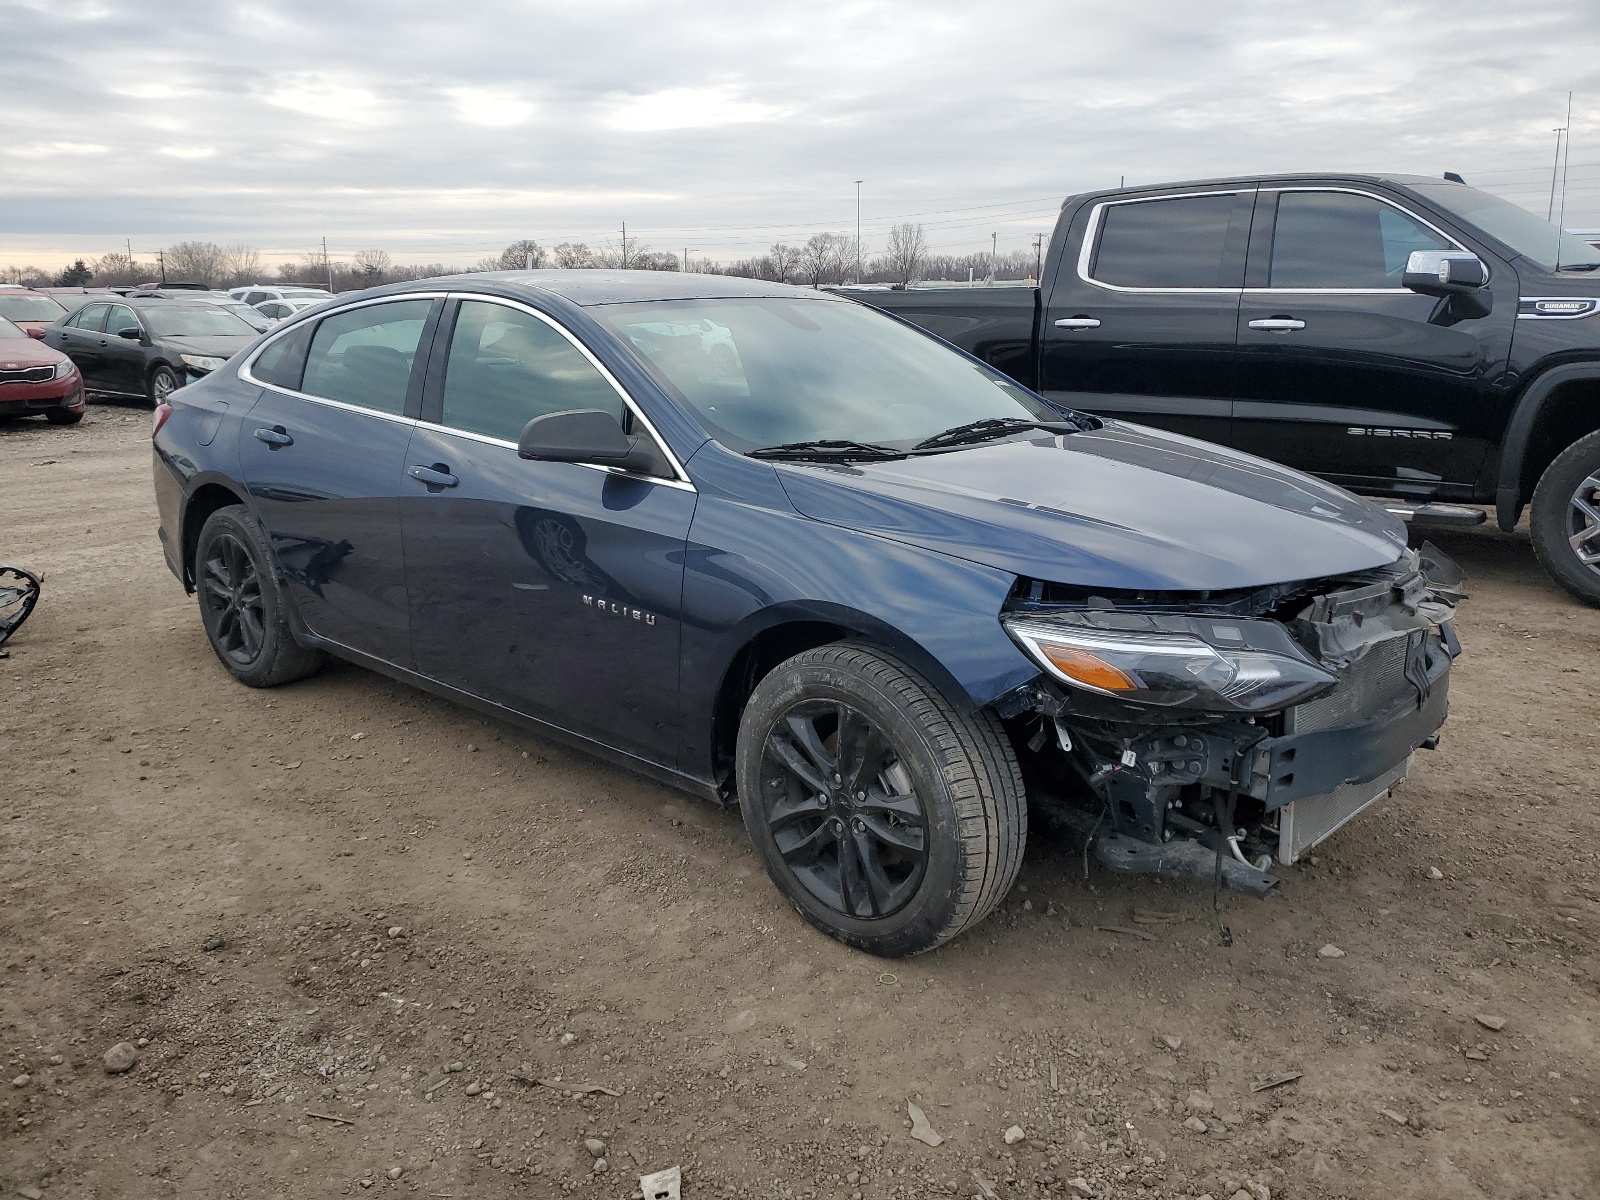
797, 233, 849, 288
552, 242, 595, 269
496, 239, 545, 270
163, 241, 227, 286
767, 243, 802, 283
220, 243, 262, 286
883, 223, 928, 287
91, 252, 149, 286
352, 249, 393, 284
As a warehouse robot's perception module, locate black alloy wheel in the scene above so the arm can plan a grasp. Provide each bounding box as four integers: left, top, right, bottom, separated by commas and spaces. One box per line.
736, 641, 1026, 957
201, 532, 266, 667
759, 699, 929, 920
193, 505, 324, 687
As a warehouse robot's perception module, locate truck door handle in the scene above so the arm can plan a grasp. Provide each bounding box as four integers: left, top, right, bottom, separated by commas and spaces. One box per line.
253, 426, 293, 448
1248, 318, 1306, 332
407, 463, 458, 490
1053, 317, 1102, 330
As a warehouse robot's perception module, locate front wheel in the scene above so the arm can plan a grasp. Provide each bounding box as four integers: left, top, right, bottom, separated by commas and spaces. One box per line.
147, 365, 178, 407
44, 408, 84, 426
195, 505, 324, 687
735, 641, 1026, 957
1530, 429, 1600, 607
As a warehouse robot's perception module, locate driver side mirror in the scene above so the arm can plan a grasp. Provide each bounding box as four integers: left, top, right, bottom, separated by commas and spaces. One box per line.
516, 408, 671, 477
116, 326, 144, 340
1403, 250, 1492, 323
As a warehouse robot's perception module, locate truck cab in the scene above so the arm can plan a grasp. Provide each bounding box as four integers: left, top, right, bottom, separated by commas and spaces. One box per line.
856, 173, 1600, 605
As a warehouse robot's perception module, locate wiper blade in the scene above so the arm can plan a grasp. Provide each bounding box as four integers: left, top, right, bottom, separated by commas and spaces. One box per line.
1557, 263, 1600, 272
748, 439, 906, 461
912, 415, 1084, 451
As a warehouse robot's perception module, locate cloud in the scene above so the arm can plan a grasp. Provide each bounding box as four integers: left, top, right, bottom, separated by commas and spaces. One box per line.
448, 87, 537, 128
0, 0, 1596, 269
602, 85, 789, 132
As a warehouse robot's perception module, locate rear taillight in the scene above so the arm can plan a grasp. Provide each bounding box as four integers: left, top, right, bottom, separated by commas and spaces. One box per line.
152, 401, 173, 439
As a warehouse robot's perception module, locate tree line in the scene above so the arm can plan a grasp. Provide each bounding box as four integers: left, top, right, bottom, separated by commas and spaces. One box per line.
0, 222, 1039, 292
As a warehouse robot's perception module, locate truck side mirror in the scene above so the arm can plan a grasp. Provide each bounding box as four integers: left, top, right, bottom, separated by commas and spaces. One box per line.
1403, 251, 1492, 324
516, 408, 671, 477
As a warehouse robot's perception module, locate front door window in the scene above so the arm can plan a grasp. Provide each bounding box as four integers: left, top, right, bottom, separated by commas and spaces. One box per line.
1269, 191, 1453, 289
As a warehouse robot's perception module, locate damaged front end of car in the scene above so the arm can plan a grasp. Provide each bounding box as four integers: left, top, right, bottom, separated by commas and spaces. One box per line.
994, 544, 1466, 896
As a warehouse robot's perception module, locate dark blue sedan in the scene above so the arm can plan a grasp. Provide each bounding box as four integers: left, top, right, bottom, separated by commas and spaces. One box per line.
152, 271, 1463, 956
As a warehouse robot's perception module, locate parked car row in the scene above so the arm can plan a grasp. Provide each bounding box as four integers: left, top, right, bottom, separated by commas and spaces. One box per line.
0, 284, 340, 424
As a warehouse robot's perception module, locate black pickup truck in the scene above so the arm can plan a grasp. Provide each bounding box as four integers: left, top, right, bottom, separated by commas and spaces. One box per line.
854, 173, 1600, 605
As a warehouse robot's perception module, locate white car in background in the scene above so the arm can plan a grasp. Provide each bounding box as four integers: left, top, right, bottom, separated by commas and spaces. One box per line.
228, 285, 334, 307
252, 297, 324, 324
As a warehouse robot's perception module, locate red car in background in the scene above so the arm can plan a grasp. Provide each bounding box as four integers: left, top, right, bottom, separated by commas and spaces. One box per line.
0, 290, 71, 339
0, 315, 85, 425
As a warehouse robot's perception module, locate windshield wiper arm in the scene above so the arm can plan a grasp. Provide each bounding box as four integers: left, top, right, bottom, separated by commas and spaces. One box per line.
912, 415, 1085, 452
748, 439, 907, 462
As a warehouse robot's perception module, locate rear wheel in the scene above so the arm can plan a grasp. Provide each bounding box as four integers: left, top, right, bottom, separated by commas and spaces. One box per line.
735, 641, 1026, 957
1530, 429, 1600, 607
147, 365, 178, 407
195, 505, 324, 687
44, 408, 84, 425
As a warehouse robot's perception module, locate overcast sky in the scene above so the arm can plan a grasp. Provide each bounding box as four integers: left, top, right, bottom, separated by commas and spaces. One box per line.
3, 0, 1599, 271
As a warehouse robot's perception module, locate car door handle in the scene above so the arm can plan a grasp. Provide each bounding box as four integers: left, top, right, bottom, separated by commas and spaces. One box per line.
253, 426, 293, 448
1247, 318, 1306, 332
407, 463, 458, 490
1053, 317, 1102, 330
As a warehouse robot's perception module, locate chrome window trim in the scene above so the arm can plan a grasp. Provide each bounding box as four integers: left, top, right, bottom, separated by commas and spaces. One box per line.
1077, 188, 1250, 294
1076, 185, 1476, 297
240, 289, 694, 491
1516, 296, 1600, 320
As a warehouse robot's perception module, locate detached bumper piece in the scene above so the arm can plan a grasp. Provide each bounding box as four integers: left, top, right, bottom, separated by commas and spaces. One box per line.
1010, 546, 1464, 894
0, 564, 42, 648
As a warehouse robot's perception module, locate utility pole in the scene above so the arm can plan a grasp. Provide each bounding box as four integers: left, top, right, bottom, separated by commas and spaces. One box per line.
323, 236, 333, 292
526, 248, 535, 270
1031, 233, 1044, 282
157, 249, 166, 283
621, 222, 627, 269
1548, 125, 1567, 219
1556, 91, 1574, 270
990, 232, 998, 284
854, 180, 863, 283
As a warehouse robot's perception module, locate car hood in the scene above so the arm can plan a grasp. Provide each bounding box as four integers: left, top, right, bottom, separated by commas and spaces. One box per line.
0, 338, 68, 368
773, 422, 1409, 592
157, 334, 254, 357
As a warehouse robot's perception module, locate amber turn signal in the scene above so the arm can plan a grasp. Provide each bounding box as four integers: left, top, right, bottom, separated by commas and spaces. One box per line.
1034, 642, 1138, 692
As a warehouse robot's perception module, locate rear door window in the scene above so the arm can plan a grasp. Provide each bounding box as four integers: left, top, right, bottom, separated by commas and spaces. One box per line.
1090, 193, 1248, 288
1269, 191, 1454, 289
300, 299, 433, 415
74, 303, 109, 331
437, 300, 625, 442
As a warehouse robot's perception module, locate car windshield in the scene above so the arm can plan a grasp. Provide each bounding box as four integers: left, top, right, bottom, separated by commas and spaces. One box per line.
141, 306, 258, 337
0, 316, 25, 339
1412, 183, 1600, 270
592, 297, 1058, 453
0, 295, 68, 321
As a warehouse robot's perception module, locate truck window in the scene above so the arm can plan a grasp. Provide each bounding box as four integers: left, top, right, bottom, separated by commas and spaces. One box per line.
1269, 191, 1452, 289
1090, 193, 1241, 288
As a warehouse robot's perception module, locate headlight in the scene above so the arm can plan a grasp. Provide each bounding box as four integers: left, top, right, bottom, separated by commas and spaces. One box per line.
52, 358, 75, 379
181, 354, 227, 374
1003, 610, 1337, 713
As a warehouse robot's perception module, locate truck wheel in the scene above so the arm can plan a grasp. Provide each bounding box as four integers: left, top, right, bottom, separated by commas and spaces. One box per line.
1530, 429, 1600, 607
735, 641, 1026, 957
194, 505, 324, 687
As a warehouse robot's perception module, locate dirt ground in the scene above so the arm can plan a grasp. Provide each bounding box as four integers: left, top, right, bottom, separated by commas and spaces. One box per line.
1, 405, 1596, 1200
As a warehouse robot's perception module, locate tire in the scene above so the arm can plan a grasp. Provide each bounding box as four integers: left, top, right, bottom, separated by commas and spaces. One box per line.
1530, 428, 1600, 607
44, 408, 84, 425
735, 641, 1026, 957
147, 364, 178, 407
194, 505, 324, 687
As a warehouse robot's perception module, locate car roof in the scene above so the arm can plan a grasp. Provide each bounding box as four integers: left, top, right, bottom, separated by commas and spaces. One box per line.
446, 269, 842, 307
